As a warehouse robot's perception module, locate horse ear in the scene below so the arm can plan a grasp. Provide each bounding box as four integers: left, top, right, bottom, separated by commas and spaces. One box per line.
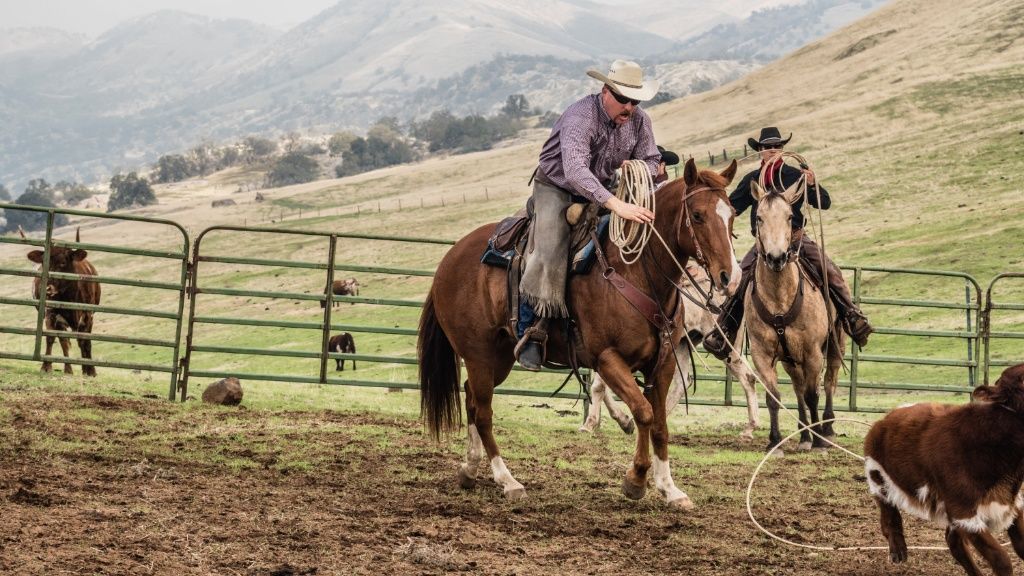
719, 159, 738, 185
683, 158, 698, 186
750, 180, 765, 202
783, 180, 803, 205
27, 250, 44, 264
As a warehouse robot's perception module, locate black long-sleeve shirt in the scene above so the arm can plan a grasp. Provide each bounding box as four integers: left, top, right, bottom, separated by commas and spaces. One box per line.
730, 163, 831, 236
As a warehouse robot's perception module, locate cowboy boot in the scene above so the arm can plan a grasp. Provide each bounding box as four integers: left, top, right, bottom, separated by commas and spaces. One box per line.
844, 308, 874, 348
703, 276, 750, 361
515, 318, 549, 372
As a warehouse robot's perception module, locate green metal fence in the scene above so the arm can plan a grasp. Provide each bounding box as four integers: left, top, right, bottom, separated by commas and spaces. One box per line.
689, 266, 984, 413
177, 226, 588, 401
1, 211, 1020, 410
982, 272, 1024, 383
0, 203, 190, 398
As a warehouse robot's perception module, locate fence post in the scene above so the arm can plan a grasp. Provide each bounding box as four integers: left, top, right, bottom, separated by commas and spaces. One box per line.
849, 267, 862, 412
723, 148, 728, 161
966, 284, 975, 387
744, 144, 749, 157
707, 151, 714, 165
398, 199, 402, 211
485, 188, 489, 200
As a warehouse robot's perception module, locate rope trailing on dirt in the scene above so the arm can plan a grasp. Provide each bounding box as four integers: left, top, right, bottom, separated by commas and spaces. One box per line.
609, 159, 655, 265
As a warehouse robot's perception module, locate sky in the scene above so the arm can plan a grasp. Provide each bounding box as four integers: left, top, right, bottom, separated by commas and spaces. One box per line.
0, 0, 713, 37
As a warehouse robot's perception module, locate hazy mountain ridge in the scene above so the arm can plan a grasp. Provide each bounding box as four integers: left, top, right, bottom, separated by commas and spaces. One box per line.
659, 0, 889, 62
0, 0, 888, 190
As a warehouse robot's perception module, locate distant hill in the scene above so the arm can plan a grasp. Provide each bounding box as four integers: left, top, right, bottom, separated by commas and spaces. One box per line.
0, 0, 890, 191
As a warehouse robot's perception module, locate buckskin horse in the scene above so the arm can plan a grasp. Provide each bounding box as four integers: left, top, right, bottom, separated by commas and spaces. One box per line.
744, 180, 843, 454
419, 159, 741, 508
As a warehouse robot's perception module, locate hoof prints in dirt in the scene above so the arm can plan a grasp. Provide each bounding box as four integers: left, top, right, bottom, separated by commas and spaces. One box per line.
8, 486, 61, 507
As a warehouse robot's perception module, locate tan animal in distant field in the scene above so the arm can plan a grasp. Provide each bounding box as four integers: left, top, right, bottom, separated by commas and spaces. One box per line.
322, 277, 359, 308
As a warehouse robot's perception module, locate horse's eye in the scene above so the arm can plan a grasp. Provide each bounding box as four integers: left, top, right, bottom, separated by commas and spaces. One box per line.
755, 216, 763, 224
692, 212, 705, 224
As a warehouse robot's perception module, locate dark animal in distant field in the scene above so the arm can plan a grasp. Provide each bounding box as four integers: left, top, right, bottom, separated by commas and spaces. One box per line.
328, 332, 356, 371
864, 363, 1024, 575
211, 199, 236, 208
26, 228, 101, 376
321, 277, 360, 308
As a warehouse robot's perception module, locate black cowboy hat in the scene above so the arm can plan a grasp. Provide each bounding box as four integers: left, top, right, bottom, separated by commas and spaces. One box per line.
748, 127, 792, 151
657, 145, 680, 166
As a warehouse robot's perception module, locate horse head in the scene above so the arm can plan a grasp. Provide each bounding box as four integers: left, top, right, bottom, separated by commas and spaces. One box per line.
751, 179, 801, 273
670, 158, 741, 296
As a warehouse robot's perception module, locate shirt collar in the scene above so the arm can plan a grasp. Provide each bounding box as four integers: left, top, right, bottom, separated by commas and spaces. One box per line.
594, 94, 617, 128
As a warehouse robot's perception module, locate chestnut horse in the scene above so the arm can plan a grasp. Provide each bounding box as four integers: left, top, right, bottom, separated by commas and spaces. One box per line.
745, 180, 844, 454
419, 159, 741, 508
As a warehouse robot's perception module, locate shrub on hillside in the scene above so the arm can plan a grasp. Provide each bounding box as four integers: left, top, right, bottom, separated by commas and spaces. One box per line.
53, 181, 94, 206
2, 189, 68, 232
334, 136, 414, 178
108, 172, 157, 212
267, 153, 320, 187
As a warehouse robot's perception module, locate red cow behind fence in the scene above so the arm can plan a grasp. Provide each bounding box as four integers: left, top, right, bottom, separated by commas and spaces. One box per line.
26, 228, 101, 376
864, 363, 1024, 575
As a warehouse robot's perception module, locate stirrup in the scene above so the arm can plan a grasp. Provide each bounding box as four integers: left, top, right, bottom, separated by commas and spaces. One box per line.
846, 314, 873, 348
514, 325, 548, 372
702, 329, 732, 361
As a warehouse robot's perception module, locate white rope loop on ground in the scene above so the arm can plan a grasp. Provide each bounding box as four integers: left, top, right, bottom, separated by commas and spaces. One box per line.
609, 159, 655, 264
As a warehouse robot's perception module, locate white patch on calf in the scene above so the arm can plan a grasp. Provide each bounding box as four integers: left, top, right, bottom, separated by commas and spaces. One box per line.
865, 457, 947, 527
953, 500, 1019, 534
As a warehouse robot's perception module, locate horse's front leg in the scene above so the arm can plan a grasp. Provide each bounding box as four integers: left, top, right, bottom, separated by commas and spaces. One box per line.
820, 332, 843, 440
663, 342, 692, 416
597, 350, 654, 501
727, 351, 759, 441
580, 374, 634, 434
751, 352, 784, 455
648, 355, 694, 509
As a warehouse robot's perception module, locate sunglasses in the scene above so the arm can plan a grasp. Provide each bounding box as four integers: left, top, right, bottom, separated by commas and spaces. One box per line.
761, 144, 783, 150
610, 90, 641, 107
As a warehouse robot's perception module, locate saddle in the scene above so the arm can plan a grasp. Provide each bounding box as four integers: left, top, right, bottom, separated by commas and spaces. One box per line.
480, 201, 611, 275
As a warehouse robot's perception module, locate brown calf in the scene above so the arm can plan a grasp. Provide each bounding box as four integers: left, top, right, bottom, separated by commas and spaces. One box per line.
864, 363, 1024, 575
321, 277, 359, 308
328, 332, 356, 371
26, 228, 102, 376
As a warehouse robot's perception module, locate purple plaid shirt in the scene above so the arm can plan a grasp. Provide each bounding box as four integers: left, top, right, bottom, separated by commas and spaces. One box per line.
537, 93, 660, 205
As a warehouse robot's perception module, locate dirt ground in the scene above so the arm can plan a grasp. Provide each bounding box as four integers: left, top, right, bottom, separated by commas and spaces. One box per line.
0, 391, 979, 576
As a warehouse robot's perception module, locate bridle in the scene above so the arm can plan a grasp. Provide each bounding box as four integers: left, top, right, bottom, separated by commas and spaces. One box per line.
673, 183, 733, 312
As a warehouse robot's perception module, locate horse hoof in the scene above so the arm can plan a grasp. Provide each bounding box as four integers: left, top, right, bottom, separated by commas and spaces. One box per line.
457, 467, 477, 489
41, 364, 52, 373
812, 446, 829, 453
504, 488, 527, 501
622, 478, 646, 500
797, 441, 813, 451
84, 367, 97, 377
578, 423, 596, 433
64, 367, 74, 375
669, 495, 694, 510
739, 430, 754, 442
621, 420, 635, 435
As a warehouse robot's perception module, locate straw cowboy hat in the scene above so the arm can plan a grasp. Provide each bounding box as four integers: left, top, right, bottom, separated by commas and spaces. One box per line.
587, 60, 660, 102
748, 127, 792, 151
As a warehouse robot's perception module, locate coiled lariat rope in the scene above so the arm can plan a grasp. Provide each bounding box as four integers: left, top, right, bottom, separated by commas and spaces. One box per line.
609, 159, 655, 264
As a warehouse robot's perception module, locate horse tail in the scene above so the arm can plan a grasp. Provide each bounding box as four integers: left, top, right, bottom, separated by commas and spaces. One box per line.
418, 291, 462, 440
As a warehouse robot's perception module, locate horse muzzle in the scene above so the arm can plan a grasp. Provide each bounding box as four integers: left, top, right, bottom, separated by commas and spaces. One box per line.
765, 252, 789, 272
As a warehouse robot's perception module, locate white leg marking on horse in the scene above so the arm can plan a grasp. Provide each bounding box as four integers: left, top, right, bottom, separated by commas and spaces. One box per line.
665, 345, 692, 416
580, 377, 606, 432
652, 455, 691, 507
461, 424, 485, 480
716, 199, 742, 293
491, 456, 525, 496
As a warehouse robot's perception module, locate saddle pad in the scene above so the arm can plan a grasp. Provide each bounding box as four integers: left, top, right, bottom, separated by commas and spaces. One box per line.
480, 214, 610, 275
